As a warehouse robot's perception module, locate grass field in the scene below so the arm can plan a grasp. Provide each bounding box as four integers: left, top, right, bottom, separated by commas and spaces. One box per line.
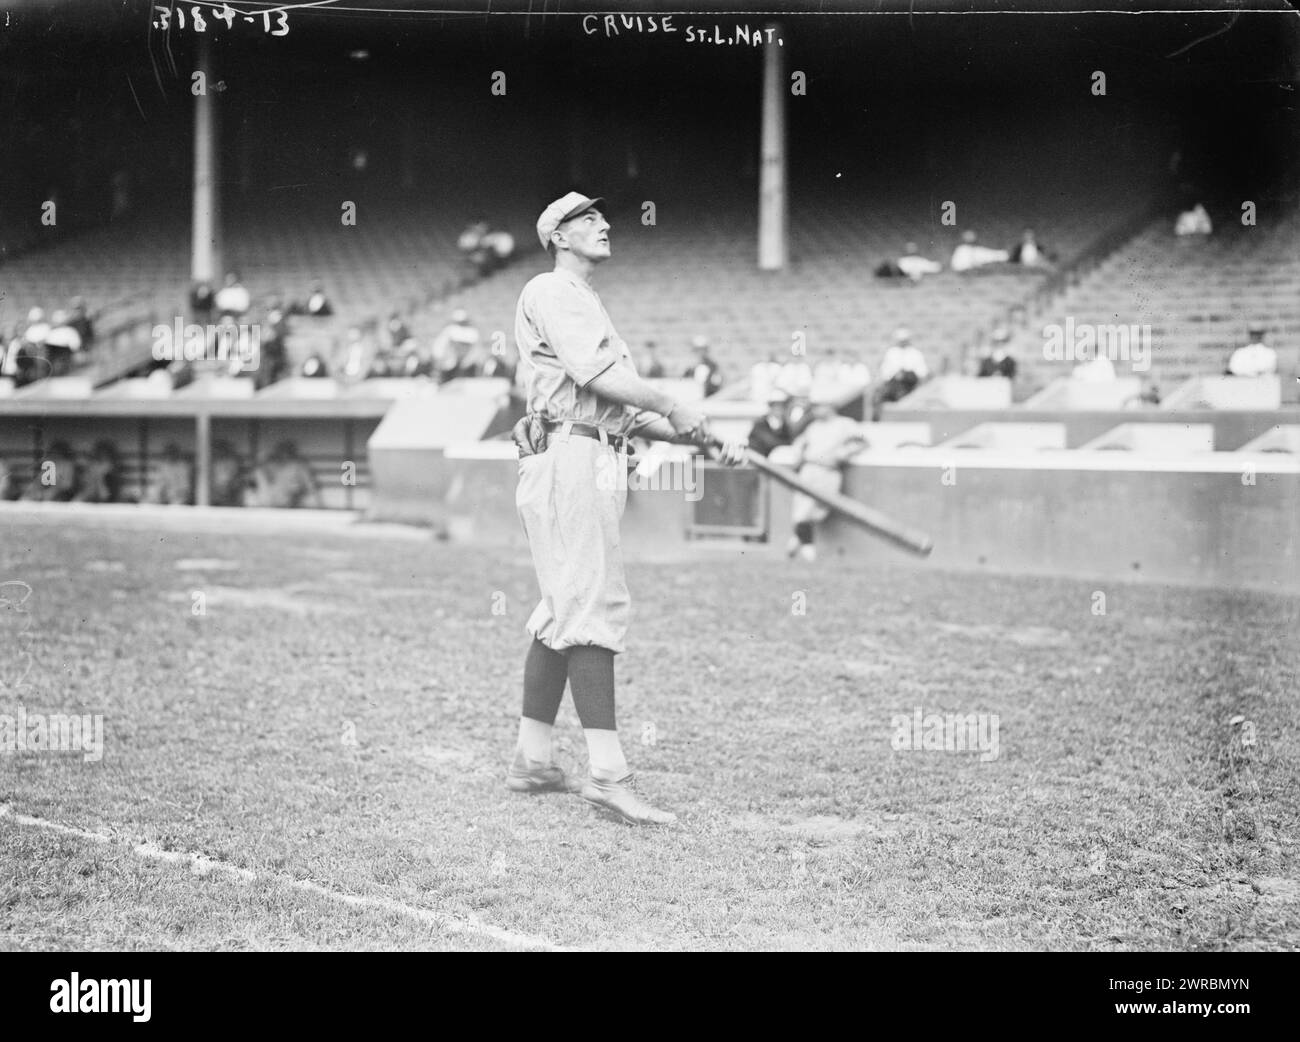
1, 504, 1297, 951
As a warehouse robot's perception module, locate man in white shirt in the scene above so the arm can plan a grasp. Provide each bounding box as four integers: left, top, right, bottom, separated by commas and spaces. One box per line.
1226, 325, 1277, 377
1072, 346, 1117, 382
431, 308, 481, 380
951, 230, 1009, 273
873, 327, 929, 419
1175, 203, 1212, 237
214, 272, 251, 318
879, 328, 929, 384
897, 242, 943, 281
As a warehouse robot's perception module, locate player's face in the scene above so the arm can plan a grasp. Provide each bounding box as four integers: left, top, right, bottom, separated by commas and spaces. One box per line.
558, 209, 611, 262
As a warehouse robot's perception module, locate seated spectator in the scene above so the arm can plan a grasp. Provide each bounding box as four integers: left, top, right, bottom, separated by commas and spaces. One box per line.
68, 297, 94, 348
976, 326, 1017, 379
73, 440, 122, 503
1226, 324, 1277, 377
683, 335, 723, 397
480, 340, 517, 382
1175, 203, 1212, 237
950, 230, 1009, 273
301, 353, 330, 379
640, 340, 666, 379
457, 335, 494, 378
21, 441, 79, 502
384, 312, 411, 352
896, 241, 944, 281
458, 217, 491, 272
189, 281, 215, 325
40, 311, 81, 377
207, 314, 250, 378
144, 444, 194, 505
1009, 228, 1055, 268
396, 338, 433, 378
872, 327, 929, 419
255, 302, 290, 390
14, 309, 51, 386
843, 351, 871, 388
1, 323, 22, 380
481, 227, 516, 271
247, 440, 321, 509
338, 327, 371, 382
746, 390, 795, 458
431, 309, 481, 382
214, 272, 250, 319
812, 348, 849, 403
1072, 345, 1116, 382
305, 279, 334, 318
750, 351, 783, 402
210, 440, 249, 507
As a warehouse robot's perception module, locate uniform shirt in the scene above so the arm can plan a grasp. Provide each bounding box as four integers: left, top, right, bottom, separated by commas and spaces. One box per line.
1227, 342, 1277, 377
515, 267, 638, 433
796, 416, 868, 469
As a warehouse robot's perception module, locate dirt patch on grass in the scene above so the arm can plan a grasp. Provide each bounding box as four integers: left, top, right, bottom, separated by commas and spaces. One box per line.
175, 559, 240, 572
730, 812, 906, 841
934, 622, 1069, 648
165, 586, 340, 615
1253, 876, 1300, 901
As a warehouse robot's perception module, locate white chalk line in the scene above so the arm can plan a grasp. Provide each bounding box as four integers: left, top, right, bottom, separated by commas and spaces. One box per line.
0, 804, 574, 952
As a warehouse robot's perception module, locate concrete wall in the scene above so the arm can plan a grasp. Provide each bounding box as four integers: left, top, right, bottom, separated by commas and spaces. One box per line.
818, 454, 1300, 594
882, 406, 1300, 451
429, 446, 1300, 593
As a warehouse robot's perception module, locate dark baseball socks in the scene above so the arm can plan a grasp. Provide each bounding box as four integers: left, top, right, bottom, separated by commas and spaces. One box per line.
517, 637, 567, 764
515, 639, 627, 781
566, 645, 629, 781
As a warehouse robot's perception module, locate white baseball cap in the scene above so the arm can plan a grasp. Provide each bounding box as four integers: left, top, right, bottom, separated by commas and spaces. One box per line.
536, 192, 603, 249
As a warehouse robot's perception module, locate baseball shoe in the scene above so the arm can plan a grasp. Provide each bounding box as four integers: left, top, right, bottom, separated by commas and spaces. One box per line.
797, 544, 817, 563
580, 773, 678, 826
505, 750, 581, 794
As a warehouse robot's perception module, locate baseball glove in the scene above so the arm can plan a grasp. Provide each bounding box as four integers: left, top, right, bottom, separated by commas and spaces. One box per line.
512, 414, 549, 459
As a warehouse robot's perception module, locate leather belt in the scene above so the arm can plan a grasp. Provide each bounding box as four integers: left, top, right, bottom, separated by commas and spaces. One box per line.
545, 420, 628, 453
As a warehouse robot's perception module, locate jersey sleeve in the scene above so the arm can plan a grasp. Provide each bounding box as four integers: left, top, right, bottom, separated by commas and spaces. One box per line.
531, 277, 619, 388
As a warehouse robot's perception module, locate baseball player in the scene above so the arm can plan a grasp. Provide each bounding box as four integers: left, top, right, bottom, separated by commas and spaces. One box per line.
784, 393, 869, 562
507, 192, 745, 826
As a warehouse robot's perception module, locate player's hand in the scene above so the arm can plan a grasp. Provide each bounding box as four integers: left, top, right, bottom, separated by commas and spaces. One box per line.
667, 403, 708, 442
713, 439, 747, 466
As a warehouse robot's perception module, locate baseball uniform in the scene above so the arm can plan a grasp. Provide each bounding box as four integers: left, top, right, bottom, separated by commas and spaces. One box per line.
515, 267, 639, 654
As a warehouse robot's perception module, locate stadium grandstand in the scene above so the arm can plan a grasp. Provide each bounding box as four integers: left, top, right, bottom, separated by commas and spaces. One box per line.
0, 0, 1296, 588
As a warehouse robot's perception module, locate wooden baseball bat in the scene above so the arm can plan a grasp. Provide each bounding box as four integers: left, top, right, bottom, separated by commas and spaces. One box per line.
707, 439, 934, 557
